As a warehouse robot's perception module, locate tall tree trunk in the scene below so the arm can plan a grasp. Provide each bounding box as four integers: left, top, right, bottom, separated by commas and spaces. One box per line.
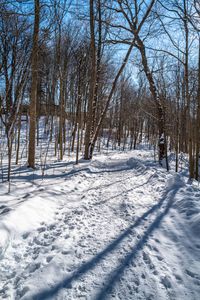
90, 0, 102, 138
135, 35, 166, 165
84, 0, 97, 159
195, 39, 200, 181
28, 0, 40, 168
15, 110, 21, 165
59, 77, 64, 160
183, 0, 193, 178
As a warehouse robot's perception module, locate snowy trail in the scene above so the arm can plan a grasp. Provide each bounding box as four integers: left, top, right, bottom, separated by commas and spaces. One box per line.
0, 151, 200, 299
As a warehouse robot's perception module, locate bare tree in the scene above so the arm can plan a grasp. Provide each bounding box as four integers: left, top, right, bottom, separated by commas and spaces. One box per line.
28, 0, 40, 168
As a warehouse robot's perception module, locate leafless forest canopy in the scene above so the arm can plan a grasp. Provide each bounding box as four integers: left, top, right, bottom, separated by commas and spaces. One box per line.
0, 0, 200, 182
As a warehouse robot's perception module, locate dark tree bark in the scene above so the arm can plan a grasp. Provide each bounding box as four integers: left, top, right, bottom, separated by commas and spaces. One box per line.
28, 0, 40, 168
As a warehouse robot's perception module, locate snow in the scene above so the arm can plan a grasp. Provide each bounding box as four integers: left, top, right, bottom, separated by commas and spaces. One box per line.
0, 149, 200, 300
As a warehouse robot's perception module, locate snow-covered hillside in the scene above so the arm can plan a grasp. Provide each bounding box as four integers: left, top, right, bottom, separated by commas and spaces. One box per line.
0, 150, 200, 300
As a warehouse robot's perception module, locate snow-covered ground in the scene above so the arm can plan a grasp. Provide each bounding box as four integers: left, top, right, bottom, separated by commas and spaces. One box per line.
0, 149, 200, 300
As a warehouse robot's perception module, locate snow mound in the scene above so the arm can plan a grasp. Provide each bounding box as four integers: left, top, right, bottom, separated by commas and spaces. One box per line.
174, 187, 200, 238
3, 196, 57, 236
0, 226, 10, 258
190, 213, 200, 238
126, 158, 146, 172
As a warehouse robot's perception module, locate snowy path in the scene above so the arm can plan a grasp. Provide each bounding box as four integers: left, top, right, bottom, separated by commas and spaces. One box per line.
0, 150, 200, 299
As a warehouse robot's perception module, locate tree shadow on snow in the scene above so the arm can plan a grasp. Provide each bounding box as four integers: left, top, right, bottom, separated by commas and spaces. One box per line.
5, 161, 135, 183
31, 175, 183, 300
93, 172, 157, 207
2, 156, 158, 184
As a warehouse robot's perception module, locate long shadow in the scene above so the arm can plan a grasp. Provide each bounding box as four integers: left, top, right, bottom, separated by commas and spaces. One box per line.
86, 175, 133, 192
10, 156, 156, 183
4, 156, 150, 183
94, 179, 183, 299
9, 163, 134, 182
0, 197, 33, 218
31, 175, 183, 300
1, 158, 80, 181
0, 174, 150, 218
93, 172, 157, 207
87, 165, 158, 195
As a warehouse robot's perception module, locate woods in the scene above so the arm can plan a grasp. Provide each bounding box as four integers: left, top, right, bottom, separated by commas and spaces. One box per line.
1, 2, 200, 300
0, 0, 200, 182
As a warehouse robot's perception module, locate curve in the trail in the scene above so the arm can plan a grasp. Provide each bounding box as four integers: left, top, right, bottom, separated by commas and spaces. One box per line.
0, 153, 199, 300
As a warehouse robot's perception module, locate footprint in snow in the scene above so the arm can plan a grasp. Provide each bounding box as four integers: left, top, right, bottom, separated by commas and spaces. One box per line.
28, 262, 40, 273
33, 236, 53, 247
156, 255, 163, 261
22, 232, 30, 239
6, 271, 16, 280
48, 224, 56, 231
46, 255, 53, 263
154, 238, 160, 244
186, 187, 193, 192
161, 275, 172, 289
185, 269, 200, 281
17, 286, 30, 298
37, 226, 46, 233
174, 273, 183, 283
142, 251, 155, 270
61, 250, 71, 255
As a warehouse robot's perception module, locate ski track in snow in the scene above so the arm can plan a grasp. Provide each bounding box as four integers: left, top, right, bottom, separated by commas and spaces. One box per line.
0, 151, 200, 300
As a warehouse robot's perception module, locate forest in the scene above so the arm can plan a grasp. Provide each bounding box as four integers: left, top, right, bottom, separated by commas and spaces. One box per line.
0, 0, 199, 182
0, 1, 200, 300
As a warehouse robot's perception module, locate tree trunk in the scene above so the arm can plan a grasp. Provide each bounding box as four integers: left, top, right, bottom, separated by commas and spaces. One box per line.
195, 39, 200, 180
28, 0, 40, 168
84, 0, 97, 159
135, 35, 166, 165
